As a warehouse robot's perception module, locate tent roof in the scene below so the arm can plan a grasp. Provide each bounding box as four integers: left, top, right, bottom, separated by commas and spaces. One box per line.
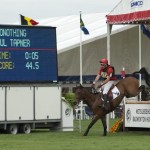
38, 13, 129, 53
106, 0, 150, 24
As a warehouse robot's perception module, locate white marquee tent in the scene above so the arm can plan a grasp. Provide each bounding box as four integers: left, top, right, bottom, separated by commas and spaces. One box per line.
38, 13, 140, 82
39, 13, 126, 53
107, 0, 150, 24
12, 11, 150, 82
106, 0, 150, 85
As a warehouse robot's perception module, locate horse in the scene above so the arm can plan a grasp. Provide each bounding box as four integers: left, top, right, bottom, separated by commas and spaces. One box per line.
74, 67, 150, 136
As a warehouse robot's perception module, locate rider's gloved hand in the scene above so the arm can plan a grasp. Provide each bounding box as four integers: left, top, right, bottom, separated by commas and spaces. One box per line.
91, 82, 95, 88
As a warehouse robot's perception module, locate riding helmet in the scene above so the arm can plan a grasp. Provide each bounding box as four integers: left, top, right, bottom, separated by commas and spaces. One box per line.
99, 58, 108, 64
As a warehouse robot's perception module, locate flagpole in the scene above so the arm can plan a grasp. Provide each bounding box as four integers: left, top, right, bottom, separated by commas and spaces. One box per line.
78, 11, 89, 132
80, 11, 83, 85
106, 22, 110, 132
79, 11, 83, 133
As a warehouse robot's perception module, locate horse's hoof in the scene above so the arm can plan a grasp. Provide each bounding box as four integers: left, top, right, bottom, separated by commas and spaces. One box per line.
83, 133, 87, 136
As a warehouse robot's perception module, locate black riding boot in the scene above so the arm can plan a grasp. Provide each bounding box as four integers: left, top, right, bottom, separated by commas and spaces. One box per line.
103, 94, 108, 110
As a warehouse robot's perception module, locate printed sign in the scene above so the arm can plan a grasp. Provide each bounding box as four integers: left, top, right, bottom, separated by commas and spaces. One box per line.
0, 25, 58, 82
125, 103, 150, 128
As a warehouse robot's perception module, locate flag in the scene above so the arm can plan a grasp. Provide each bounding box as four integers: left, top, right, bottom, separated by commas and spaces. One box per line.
141, 24, 150, 38
80, 14, 89, 35
20, 14, 39, 25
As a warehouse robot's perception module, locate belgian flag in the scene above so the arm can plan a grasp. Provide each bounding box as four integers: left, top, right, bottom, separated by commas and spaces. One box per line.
20, 14, 39, 25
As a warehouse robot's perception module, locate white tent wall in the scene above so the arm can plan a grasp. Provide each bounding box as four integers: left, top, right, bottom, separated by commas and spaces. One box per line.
141, 27, 150, 72
58, 25, 150, 79
58, 37, 107, 77
58, 47, 80, 76
111, 25, 150, 74
82, 38, 107, 75
110, 26, 139, 73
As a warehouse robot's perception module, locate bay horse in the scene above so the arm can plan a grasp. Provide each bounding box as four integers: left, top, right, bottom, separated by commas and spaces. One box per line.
74, 67, 150, 136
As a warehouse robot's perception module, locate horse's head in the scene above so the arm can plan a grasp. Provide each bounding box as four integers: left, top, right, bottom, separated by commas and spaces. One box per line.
73, 84, 85, 106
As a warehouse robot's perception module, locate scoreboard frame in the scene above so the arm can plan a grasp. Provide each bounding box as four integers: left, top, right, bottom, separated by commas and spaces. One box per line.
0, 24, 58, 83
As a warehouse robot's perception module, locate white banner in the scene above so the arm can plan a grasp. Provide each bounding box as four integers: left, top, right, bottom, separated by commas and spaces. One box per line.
109, 0, 149, 15
125, 103, 150, 128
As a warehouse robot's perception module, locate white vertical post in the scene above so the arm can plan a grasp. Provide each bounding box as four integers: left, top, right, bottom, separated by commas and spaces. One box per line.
79, 11, 83, 120
106, 22, 111, 131
80, 12, 83, 85
107, 23, 110, 64
139, 25, 142, 101
121, 66, 126, 104
79, 11, 83, 132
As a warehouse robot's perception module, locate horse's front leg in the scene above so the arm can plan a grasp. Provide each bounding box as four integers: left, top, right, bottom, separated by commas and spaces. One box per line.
101, 115, 107, 136
83, 115, 99, 136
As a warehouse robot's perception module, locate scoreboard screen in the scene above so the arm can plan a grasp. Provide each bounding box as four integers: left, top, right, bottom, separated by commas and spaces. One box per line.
0, 25, 58, 83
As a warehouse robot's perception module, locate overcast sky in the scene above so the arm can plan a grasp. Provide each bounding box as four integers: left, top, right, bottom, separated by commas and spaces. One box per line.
0, 0, 120, 24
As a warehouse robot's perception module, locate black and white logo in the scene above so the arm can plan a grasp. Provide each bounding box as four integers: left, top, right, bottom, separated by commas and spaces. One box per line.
130, 0, 143, 8
126, 108, 131, 122
65, 108, 71, 117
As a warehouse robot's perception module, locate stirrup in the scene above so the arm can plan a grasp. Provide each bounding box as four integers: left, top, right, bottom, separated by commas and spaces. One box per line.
104, 102, 109, 110
104, 106, 108, 110
98, 104, 103, 108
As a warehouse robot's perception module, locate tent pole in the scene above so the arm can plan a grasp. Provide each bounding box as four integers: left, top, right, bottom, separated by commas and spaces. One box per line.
107, 23, 110, 63
106, 22, 111, 132
139, 25, 142, 101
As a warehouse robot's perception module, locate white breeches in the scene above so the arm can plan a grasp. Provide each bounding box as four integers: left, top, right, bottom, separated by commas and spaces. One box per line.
100, 81, 114, 94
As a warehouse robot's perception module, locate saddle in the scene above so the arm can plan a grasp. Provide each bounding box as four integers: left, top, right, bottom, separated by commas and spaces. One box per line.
97, 84, 120, 111
108, 84, 120, 100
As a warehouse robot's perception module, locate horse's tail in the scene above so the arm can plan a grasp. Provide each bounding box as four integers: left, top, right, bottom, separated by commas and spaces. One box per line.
133, 67, 150, 86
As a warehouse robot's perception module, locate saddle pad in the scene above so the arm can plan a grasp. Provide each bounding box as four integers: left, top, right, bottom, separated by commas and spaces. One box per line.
111, 86, 120, 99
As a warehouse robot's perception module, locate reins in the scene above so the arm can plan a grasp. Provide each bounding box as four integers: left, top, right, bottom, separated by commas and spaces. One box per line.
91, 87, 98, 94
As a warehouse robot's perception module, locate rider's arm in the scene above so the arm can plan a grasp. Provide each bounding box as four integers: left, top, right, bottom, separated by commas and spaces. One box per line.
93, 74, 101, 84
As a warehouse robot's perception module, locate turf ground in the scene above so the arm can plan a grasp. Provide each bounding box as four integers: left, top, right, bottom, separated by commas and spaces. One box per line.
0, 119, 150, 150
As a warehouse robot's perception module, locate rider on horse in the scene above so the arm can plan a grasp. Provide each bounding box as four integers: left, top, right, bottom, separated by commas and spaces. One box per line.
92, 58, 117, 110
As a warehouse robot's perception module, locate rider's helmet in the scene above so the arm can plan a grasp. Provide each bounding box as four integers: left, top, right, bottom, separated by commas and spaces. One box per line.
99, 58, 108, 64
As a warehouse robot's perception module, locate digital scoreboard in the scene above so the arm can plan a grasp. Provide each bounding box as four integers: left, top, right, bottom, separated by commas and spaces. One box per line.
0, 25, 58, 83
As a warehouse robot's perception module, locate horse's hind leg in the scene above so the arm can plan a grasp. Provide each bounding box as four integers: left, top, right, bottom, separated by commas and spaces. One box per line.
139, 85, 145, 92
83, 115, 99, 136
101, 116, 107, 136
139, 85, 148, 100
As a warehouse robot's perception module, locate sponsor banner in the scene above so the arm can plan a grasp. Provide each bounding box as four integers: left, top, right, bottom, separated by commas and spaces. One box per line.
125, 103, 150, 128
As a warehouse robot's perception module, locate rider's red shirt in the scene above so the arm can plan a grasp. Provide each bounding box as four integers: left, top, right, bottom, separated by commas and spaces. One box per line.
98, 65, 117, 80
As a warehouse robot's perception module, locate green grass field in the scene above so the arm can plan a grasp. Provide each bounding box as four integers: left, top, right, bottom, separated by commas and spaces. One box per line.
0, 119, 150, 150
